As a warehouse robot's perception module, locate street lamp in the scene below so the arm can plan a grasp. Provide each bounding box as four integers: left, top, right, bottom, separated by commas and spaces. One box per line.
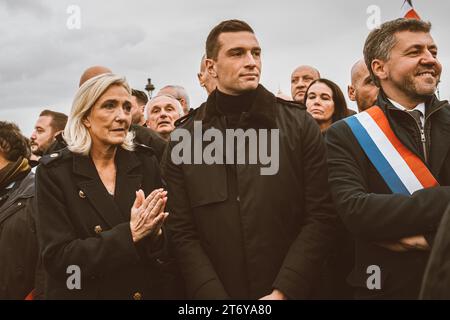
145, 78, 155, 98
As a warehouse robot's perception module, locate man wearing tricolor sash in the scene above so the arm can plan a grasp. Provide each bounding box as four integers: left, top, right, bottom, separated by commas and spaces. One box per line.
326, 18, 450, 299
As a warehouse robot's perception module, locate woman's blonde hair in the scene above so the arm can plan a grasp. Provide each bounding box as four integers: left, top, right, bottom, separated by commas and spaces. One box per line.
64, 73, 135, 155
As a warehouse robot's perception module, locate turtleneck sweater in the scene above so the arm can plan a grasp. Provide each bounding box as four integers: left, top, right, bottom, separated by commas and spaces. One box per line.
215, 89, 256, 128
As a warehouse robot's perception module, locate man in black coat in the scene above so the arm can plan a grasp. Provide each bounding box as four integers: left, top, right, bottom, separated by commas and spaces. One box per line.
326, 18, 450, 299
131, 124, 167, 163
0, 121, 40, 299
162, 19, 337, 299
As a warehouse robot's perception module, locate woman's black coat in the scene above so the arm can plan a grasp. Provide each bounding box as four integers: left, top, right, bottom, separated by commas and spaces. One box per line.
36, 145, 179, 299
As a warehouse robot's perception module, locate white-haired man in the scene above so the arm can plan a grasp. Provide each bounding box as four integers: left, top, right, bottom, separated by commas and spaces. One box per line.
146, 95, 184, 141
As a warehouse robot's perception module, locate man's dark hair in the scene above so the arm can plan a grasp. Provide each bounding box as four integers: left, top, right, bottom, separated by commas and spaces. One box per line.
364, 18, 432, 87
0, 121, 31, 161
132, 89, 149, 106
39, 109, 68, 132
206, 19, 254, 60
304, 78, 349, 124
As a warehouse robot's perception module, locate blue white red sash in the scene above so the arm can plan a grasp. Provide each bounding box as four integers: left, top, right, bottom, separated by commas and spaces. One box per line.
344, 106, 439, 195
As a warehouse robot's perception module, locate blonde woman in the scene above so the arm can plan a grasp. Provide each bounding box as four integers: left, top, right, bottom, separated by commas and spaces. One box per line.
36, 74, 179, 299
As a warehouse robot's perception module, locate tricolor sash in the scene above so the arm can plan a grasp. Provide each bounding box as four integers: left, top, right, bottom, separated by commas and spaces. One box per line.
344, 106, 439, 195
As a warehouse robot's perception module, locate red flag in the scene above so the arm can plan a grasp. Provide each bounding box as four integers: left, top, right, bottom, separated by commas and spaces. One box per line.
24, 289, 35, 300
401, 0, 421, 20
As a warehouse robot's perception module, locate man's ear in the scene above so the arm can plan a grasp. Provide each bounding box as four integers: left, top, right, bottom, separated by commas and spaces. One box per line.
53, 130, 63, 138
197, 73, 204, 87
371, 59, 388, 82
205, 58, 218, 78
348, 85, 356, 101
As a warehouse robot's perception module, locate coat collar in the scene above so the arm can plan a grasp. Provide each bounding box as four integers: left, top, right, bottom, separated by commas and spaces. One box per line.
0, 171, 34, 213
375, 90, 450, 177
199, 84, 277, 129
72, 147, 143, 227
72, 146, 141, 179
428, 102, 450, 175
376, 89, 445, 118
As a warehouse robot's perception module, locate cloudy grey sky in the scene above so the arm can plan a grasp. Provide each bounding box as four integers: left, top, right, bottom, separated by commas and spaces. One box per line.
1, 0, 449, 136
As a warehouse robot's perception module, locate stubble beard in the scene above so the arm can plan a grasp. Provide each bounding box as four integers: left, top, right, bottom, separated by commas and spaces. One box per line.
399, 74, 437, 104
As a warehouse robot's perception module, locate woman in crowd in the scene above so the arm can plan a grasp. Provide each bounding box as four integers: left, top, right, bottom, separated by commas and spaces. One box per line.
36, 73, 180, 299
304, 78, 352, 133
304, 78, 355, 299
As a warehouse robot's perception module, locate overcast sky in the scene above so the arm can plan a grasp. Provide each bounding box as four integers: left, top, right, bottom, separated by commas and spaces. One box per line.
1, 0, 449, 136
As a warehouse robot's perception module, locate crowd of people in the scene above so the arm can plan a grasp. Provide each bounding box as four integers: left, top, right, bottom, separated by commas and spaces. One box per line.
1, 17, 449, 300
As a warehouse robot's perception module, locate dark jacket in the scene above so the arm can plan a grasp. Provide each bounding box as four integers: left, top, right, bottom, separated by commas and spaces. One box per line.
0, 172, 38, 299
45, 132, 68, 155
326, 91, 450, 299
162, 85, 337, 299
36, 146, 180, 299
131, 124, 167, 163
420, 204, 450, 299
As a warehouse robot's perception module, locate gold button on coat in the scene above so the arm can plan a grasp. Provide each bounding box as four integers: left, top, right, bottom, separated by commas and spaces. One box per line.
133, 292, 142, 300
79, 190, 86, 198
94, 225, 103, 234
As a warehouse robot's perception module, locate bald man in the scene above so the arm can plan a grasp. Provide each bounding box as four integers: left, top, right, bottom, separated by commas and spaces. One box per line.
291, 65, 320, 103
157, 85, 190, 115
78, 65, 112, 87
347, 60, 378, 112
197, 54, 217, 95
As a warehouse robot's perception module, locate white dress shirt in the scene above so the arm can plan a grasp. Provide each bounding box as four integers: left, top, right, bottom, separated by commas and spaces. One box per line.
388, 98, 425, 127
